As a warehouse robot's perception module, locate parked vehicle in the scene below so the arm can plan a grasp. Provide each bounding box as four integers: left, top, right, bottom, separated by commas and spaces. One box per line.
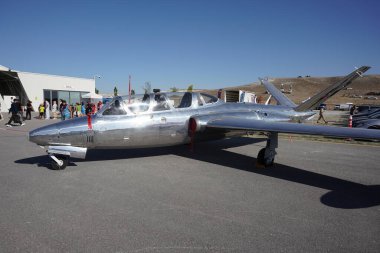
316, 103, 327, 110
335, 103, 353, 111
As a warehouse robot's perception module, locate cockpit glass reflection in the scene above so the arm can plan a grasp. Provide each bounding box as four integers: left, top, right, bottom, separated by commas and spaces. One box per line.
167, 92, 192, 109
102, 99, 127, 115
126, 94, 151, 114
153, 94, 171, 111
199, 93, 218, 105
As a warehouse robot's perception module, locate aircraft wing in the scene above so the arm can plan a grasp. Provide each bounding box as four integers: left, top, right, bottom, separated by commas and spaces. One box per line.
206, 118, 380, 140
259, 78, 297, 108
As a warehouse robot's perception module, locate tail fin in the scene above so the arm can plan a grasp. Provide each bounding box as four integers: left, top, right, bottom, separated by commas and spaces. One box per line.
259, 78, 297, 107
294, 66, 370, 111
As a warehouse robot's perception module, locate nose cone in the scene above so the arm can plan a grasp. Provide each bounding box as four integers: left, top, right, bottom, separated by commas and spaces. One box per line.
29, 124, 59, 146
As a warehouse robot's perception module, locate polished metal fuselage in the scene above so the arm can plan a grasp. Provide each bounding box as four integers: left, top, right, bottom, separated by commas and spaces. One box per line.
29, 92, 315, 151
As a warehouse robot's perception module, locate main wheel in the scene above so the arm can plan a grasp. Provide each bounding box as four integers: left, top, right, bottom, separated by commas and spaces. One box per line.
255, 148, 274, 168
51, 155, 69, 170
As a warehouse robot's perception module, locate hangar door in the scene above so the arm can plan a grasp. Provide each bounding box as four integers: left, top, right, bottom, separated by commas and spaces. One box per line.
0, 70, 29, 105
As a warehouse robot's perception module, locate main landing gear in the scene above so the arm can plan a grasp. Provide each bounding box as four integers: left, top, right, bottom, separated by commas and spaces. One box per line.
49, 154, 69, 170
256, 132, 278, 168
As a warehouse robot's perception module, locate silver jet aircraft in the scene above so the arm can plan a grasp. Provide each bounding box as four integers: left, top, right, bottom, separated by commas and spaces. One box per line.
29, 66, 380, 170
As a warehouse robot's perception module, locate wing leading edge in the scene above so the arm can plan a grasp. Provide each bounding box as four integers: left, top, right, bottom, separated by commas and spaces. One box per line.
294, 66, 370, 111
259, 66, 371, 111
206, 118, 380, 140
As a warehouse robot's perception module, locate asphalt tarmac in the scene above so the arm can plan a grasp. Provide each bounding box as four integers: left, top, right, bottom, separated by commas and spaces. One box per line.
0, 116, 379, 252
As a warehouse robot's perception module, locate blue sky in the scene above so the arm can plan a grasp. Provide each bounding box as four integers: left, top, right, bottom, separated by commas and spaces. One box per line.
1, 0, 379, 94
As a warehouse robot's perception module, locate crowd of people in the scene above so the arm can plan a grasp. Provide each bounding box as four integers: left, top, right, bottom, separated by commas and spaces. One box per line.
2, 98, 103, 127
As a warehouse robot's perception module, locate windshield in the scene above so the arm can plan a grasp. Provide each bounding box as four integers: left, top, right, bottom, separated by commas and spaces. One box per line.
166, 92, 193, 109
151, 92, 194, 111
152, 93, 171, 111
125, 94, 151, 114
100, 94, 152, 116
102, 98, 127, 115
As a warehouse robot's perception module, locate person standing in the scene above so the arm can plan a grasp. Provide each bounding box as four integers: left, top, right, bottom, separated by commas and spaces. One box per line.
317, 107, 328, 124
85, 102, 92, 115
97, 101, 103, 111
70, 104, 75, 118
51, 101, 58, 119
217, 89, 222, 99
26, 100, 33, 120
349, 105, 356, 116
60, 101, 66, 121
92, 103, 97, 114
59, 99, 64, 119
38, 103, 45, 119
17, 100, 24, 124
64, 102, 71, 120
75, 102, 80, 117
81, 101, 86, 116
45, 99, 50, 120
6, 99, 16, 126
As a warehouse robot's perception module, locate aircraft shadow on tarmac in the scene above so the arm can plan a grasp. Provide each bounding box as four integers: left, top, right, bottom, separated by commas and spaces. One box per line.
15, 137, 380, 209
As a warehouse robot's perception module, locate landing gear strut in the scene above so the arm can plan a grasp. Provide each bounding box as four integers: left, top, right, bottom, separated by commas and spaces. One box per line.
49, 154, 69, 170
256, 132, 278, 168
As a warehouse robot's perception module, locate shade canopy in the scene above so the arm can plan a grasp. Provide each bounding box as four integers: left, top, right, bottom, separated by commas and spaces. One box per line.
82, 92, 102, 99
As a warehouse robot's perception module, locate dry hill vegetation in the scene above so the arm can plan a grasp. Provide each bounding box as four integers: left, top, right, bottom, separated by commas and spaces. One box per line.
204, 75, 380, 109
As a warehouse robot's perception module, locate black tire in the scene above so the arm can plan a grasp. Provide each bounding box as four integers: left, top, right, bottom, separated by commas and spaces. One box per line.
51, 155, 69, 170
256, 148, 274, 168
257, 148, 266, 165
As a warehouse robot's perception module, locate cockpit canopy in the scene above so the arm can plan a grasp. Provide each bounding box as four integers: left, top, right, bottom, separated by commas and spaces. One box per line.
98, 92, 219, 116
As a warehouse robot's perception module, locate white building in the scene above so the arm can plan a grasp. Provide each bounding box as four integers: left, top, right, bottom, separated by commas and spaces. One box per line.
0, 65, 95, 112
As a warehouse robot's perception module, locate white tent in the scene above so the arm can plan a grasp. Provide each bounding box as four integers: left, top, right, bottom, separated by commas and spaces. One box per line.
82, 92, 102, 99
82, 92, 103, 103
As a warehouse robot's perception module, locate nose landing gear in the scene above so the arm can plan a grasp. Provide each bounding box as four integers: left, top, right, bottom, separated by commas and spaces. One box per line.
49, 154, 69, 170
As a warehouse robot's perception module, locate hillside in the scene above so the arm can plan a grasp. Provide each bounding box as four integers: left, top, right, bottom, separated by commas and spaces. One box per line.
204, 75, 380, 108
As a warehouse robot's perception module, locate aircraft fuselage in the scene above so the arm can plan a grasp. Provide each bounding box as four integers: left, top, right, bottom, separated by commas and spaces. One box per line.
29, 93, 314, 151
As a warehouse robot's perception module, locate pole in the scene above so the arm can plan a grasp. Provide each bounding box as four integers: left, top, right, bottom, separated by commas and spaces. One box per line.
128, 75, 131, 104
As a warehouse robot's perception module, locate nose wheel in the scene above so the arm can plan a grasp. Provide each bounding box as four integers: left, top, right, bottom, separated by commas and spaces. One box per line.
49, 154, 69, 170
